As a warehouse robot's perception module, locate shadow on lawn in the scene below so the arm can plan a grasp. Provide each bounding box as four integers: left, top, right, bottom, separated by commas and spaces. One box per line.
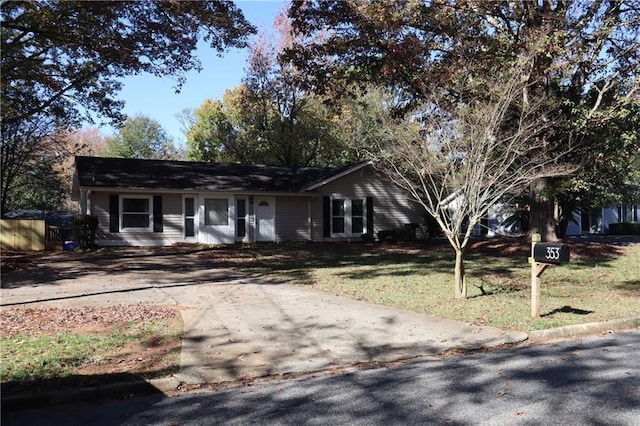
542, 305, 594, 317
615, 279, 640, 294
1, 237, 633, 294
199, 240, 458, 284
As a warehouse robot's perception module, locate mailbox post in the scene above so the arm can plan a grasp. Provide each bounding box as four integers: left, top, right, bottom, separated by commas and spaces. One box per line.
529, 233, 570, 318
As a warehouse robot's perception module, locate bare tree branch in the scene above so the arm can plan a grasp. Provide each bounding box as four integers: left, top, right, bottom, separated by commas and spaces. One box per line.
370, 60, 576, 298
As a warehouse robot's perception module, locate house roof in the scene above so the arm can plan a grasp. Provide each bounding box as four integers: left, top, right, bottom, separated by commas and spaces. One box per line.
73, 156, 368, 194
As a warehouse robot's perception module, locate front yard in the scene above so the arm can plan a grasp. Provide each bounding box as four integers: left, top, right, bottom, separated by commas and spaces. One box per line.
1, 236, 638, 393
198, 237, 640, 331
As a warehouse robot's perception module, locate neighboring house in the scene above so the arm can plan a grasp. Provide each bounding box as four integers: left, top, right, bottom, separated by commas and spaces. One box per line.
71, 156, 426, 246
575, 204, 640, 235
469, 203, 640, 237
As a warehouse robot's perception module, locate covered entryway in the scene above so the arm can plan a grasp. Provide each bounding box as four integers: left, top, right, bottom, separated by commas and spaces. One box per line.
255, 197, 275, 242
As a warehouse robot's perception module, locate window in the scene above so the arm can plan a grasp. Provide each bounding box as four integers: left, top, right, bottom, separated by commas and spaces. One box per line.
331, 198, 365, 236
205, 198, 228, 226
332, 199, 345, 233
237, 198, 246, 238
184, 197, 195, 238
122, 197, 150, 229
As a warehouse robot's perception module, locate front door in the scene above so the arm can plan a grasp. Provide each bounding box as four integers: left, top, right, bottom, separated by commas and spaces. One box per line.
255, 197, 275, 242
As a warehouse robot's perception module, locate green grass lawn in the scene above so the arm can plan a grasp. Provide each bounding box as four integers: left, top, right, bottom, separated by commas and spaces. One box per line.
205, 238, 640, 331
0, 310, 182, 393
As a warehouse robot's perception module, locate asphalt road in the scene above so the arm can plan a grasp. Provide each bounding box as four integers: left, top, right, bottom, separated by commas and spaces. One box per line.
4, 331, 639, 425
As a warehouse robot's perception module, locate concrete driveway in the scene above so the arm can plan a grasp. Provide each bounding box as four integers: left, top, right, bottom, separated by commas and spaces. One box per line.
1, 247, 527, 385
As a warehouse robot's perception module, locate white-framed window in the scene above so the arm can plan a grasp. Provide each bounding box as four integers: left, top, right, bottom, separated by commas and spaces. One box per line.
331, 197, 366, 236
204, 198, 229, 226
121, 195, 152, 230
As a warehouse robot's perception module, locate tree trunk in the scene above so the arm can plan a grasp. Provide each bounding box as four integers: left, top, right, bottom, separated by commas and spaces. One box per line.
556, 198, 575, 239
529, 177, 558, 241
454, 249, 467, 299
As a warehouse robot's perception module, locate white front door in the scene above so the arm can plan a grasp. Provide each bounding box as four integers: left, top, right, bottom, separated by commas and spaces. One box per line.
255, 197, 275, 242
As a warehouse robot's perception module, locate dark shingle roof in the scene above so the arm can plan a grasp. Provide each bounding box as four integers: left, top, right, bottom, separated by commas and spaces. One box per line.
74, 156, 361, 193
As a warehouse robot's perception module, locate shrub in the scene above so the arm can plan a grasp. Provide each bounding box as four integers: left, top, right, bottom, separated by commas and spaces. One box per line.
608, 222, 640, 235
424, 214, 443, 239
377, 225, 416, 242
72, 215, 99, 248
361, 233, 375, 242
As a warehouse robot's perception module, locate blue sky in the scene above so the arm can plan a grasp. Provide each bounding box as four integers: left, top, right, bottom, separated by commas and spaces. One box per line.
104, 1, 287, 146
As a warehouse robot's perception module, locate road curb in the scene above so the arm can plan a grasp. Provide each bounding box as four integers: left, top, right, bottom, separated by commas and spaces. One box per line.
527, 317, 640, 342
1, 376, 181, 412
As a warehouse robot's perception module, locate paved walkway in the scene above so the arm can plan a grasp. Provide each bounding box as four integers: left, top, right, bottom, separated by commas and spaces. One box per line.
1, 248, 527, 386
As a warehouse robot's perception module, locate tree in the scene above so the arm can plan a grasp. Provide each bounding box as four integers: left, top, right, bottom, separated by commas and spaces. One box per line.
0, 113, 61, 214
185, 17, 350, 167
7, 160, 66, 216
554, 101, 640, 236
1, 1, 254, 214
184, 99, 236, 163
1, 1, 255, 128
368, 65, 571, 298
105, 115, 178, 160
286, 0, 640, 240
234, 22, 346, 167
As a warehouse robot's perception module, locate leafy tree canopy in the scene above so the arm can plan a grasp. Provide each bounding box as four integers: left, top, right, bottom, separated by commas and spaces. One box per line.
184, 99, 235, 163
1, 0, 253, 214
286, 0, 640, 238
3, 155, 66, 214
105, 115, 179, 160
287, 1, 638, 113
1, 0, 256, 128
185, 17, 359, 167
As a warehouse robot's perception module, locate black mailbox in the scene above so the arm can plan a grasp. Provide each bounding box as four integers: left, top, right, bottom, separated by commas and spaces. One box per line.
533, 243, 570, 265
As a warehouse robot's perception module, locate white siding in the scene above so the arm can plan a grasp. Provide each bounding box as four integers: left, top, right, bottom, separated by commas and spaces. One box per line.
159, 193, 182, 242
602, 207, 619, 234
91, 191, 111, 241
198, 194, 235, 244
86, 166, 427, 245
90, 191, 184, 246
275, 196, 310, 241
311, 167, 425, 241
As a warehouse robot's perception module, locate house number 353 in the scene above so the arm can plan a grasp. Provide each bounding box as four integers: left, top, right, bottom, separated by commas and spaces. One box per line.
546, 246, 561, 260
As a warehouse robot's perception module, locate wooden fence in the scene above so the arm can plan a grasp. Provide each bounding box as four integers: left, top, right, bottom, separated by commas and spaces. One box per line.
1, 219, 54, 251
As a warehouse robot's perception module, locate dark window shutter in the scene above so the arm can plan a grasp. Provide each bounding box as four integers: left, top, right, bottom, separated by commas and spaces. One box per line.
153, 195, 163, 232
366, 196, 374, 235
481, 216, 489, 235
109, 194, 119, 233
322, 196, 331, 237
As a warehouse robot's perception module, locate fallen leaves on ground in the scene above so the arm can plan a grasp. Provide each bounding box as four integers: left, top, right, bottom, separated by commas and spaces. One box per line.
0, 304, 179, 337
1, 305, 183, 389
